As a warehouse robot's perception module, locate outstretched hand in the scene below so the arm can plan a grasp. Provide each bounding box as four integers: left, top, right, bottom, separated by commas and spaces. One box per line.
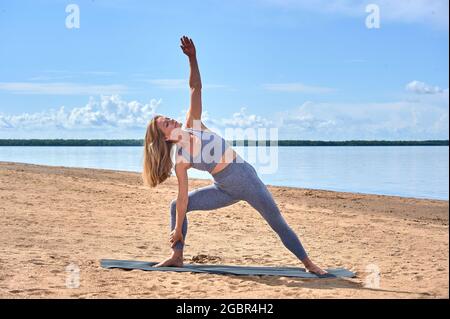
180, 35, 196, 58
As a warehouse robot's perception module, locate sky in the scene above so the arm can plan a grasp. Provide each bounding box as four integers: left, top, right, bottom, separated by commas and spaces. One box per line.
0, 0, 448, 140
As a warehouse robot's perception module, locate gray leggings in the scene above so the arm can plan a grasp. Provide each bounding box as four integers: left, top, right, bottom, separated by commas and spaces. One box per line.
170, 160, 308, 261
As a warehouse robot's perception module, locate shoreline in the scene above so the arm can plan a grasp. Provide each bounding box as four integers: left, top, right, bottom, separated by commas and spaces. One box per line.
0, 161, 448, 298
0, 160, 447, 202
1, 141, 449, 146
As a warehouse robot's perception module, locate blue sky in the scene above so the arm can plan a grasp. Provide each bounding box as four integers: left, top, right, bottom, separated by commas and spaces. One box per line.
0, 0, 448, 140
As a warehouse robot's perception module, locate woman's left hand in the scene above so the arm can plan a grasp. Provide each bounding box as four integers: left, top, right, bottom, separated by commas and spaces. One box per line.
169, 229, 184, 248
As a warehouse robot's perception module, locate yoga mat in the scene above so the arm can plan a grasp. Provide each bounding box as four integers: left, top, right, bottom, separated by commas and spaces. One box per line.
100, 259, 356, 278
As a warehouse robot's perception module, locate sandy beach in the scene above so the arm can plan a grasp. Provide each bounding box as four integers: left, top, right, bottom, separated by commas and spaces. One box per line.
0, 161, 448, 299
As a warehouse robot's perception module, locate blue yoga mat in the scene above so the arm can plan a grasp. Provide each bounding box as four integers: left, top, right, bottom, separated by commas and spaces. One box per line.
100, 259, 356, 278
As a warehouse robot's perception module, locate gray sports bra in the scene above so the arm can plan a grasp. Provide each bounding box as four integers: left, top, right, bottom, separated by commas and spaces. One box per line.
175, 127, 231, 173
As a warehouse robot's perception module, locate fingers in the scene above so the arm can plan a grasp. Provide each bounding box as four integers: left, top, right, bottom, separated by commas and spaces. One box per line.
185, 36, 191, 46
169, 237, 178, 248
180, 36, 189, 47
180, 35, 194, 48
169, 233, 183, 247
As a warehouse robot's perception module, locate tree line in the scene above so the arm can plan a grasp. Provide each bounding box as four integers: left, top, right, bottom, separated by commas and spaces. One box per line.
0, 139, 448, 146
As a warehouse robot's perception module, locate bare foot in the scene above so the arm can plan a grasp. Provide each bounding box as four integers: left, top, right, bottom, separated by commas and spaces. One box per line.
302, 258, 328, 276
153, 255, 183, 268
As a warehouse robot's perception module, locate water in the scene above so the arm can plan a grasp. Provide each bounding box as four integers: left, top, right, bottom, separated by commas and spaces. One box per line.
0, 146, 448, 200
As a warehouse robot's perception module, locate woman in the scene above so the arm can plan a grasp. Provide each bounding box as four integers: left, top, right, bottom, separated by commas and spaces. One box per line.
142, 36, 327, 275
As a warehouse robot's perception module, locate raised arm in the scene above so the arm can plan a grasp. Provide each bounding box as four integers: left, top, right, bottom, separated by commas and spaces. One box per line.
180, 36, 203, 129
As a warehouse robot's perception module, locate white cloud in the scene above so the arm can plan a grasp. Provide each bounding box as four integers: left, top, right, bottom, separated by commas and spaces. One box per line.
0, 116, 13, 129
259, 0, 449, 30
275, 98, 449, 140
28, 75, 74, 81
262, 82, 335, 93
406, 80, 447, 95
82, 71, 117, 76
0, 95, 161, 130
206, 107, 274, 128
181, 96, 448, 140
0, 99, 268, 133
147, 79, 187, 89
174, 107, 273, 131
1, 93, 447, 140
27, 71, 117, 82
0, 82, 127, 95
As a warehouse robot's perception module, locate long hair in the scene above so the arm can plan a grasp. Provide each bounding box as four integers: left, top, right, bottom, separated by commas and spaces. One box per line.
142, 115, 175, 187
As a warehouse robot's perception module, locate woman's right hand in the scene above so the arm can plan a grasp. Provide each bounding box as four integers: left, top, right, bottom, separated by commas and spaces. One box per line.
180, 35, 196, 58
169, 229, 184, 248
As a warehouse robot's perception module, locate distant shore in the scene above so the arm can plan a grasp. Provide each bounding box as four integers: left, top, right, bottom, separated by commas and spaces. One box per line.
0, 161, 448, 298
0, 139, 448, 147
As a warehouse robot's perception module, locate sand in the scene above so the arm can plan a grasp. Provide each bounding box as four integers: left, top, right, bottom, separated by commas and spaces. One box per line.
0, 161, 448, 299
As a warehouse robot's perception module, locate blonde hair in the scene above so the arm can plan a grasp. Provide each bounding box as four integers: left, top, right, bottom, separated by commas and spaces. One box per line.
142, 115, 175, 187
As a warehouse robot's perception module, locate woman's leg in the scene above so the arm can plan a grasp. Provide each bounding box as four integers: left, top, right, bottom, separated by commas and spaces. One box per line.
240, 169, 327, 275
244, 181, 309, 261
170, 183, 239, 251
